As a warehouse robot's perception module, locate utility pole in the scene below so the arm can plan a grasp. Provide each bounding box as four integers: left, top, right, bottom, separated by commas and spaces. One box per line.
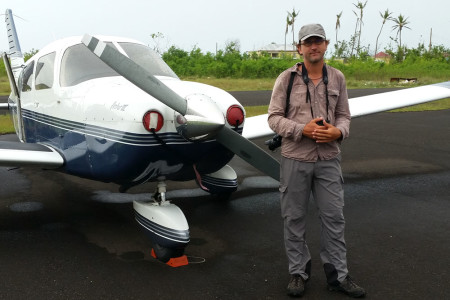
428, 28, 432, 51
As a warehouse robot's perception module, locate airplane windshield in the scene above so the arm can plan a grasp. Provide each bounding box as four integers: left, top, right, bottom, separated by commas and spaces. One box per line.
60, 42, 178, 87
118, 43, 179, 79
60, 44, 119, 87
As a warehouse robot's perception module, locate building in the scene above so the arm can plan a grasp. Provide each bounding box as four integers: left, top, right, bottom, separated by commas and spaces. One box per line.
374, 51, 391, 61
248, 43, 299, 58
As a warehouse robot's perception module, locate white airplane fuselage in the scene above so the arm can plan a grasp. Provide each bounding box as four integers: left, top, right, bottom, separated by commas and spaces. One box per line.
10, 36, 244, 188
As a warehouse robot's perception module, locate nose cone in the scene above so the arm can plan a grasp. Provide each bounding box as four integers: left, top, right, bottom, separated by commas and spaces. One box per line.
175, 94, 225, 141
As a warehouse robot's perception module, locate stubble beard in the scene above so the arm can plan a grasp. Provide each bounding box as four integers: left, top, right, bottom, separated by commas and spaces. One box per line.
305, 51, 324, 64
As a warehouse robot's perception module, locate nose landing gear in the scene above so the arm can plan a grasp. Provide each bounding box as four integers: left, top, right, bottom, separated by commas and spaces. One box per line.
133, 178, 189, 263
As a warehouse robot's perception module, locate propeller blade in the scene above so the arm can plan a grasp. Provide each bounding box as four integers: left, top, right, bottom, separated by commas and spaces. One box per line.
82, 35, 280, 181
215, 126, 280, 181
82, 34, 187, 115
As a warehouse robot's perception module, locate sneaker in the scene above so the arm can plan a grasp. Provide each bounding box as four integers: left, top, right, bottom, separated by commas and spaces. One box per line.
287, 274, 305, 297
328, 276, 366, 298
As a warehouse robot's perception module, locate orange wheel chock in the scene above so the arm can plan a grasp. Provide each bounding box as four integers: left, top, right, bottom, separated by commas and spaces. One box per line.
151, 248, 189, 267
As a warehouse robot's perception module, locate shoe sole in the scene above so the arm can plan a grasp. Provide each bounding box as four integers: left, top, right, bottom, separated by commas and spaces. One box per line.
287, 289, 304, 297
328, 285, 366, 298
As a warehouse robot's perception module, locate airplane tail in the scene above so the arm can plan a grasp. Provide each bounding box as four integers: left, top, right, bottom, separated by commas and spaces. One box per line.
5, 9, 25, 81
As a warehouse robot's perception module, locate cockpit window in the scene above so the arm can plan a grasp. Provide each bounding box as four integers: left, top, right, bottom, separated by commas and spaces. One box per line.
60, 44, 118, 87
35, 52, 56, 90
21, 61, 35, 92
60, 41, 178, 87
118, 42, 178, 79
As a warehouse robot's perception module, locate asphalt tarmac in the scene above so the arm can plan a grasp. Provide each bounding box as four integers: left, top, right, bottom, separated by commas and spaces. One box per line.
0, 91, 449, 300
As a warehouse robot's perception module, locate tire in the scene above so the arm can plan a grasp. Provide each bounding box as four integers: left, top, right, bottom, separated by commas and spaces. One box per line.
153, 243, 185, 263
214, 192, 232, 201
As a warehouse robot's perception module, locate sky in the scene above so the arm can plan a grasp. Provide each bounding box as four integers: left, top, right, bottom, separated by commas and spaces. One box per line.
1, 0, 449, 56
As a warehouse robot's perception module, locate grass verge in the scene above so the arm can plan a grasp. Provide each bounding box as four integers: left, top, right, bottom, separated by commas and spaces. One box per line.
0, 114, 15, 134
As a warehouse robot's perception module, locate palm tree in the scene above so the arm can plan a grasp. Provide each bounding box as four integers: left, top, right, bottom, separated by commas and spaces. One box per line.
288, 8, 300, 50
374, 9, 393, 57
335, 11, 343, 44
353, 1, 367, 54
284, 16, 292, 52
392, 14, 411, 49
350, 10, 359, 57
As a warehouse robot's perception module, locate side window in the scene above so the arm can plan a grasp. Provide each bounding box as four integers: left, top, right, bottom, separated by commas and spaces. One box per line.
35, 52, 56, 90
21, 61, 35, 92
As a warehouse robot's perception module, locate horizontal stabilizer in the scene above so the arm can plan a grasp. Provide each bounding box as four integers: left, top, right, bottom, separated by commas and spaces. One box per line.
0, 141, 64, 168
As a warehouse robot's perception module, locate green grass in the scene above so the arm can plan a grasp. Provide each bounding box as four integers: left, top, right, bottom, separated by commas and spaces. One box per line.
0, 114, 15, 134
0, 78, 11, 95
389, 97, 450, 112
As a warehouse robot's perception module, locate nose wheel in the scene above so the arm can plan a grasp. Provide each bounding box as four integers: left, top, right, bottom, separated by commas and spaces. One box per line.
133, 178, 190, 263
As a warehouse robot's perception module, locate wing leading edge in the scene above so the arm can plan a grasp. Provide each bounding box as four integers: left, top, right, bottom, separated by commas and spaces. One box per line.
242, 81, 450, 139
0, 141, 64, 168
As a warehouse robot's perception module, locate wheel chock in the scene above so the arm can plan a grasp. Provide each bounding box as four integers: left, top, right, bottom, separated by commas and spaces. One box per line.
151, 248, 189, 267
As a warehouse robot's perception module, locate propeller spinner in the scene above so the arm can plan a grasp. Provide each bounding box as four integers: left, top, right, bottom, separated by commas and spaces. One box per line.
82, 35, 280, 181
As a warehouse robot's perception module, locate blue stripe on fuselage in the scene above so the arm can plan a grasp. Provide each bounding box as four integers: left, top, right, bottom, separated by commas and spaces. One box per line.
22, 109, 238, 184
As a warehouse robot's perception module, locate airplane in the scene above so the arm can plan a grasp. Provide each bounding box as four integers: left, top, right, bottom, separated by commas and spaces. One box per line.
1, 8, 449, 264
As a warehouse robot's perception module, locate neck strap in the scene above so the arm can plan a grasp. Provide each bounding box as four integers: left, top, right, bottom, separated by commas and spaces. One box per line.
300, 63, 329, 123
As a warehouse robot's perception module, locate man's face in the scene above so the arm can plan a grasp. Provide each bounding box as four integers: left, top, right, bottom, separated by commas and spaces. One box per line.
297, 36, 329, 64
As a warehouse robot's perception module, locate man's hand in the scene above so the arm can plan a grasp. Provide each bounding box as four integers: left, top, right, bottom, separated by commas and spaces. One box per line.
313, 119, 342, 143
303, 118, 342, 143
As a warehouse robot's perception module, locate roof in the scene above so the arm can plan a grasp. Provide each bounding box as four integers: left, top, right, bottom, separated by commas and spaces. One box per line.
374, 51, 390, 58
255, 43, 297, 52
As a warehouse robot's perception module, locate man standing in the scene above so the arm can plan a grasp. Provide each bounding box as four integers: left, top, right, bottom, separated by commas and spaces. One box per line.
268, 24, 366, 298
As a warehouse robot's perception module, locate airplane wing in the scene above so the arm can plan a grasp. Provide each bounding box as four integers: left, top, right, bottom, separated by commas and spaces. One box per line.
242, 81, 450, 139
0, 141, 64, 168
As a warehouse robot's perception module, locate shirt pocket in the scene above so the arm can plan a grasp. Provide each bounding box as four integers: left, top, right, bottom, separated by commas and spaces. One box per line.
289, 85, 307, 109
327, 88, 340, 110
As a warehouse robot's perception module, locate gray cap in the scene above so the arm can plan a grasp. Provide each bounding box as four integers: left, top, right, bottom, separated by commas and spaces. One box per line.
298, 24, 326, 41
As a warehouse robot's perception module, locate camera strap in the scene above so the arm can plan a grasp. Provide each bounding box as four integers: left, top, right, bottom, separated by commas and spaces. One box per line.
284, 71, 297, 116
300, 63, 329, 123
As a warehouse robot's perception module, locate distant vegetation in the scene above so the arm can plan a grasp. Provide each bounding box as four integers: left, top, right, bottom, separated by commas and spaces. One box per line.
0, 45, 448, 95
161, 44, 449, 84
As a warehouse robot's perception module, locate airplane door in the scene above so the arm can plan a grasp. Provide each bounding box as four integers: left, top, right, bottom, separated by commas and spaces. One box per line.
2, 53, 25, 142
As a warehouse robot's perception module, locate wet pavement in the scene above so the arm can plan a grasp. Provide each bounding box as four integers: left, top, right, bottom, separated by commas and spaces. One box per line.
0, 92, 449, 299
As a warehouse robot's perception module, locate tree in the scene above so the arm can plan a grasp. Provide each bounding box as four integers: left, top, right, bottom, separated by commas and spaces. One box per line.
224, 39, 241, 54
353, 1, 368, 55
284, 15, 292, 52
334, 11, 342, 57
287, 8, 300, 50
335, 11, 343, 45
350, 10, 359, 57
392, 14, 411, 49
24, 49, 39, 61
374, 9, 393, 57
150, 32, 166, 55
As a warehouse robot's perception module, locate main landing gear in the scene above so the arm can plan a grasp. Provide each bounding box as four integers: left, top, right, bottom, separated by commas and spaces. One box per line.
133, 178, 189, 263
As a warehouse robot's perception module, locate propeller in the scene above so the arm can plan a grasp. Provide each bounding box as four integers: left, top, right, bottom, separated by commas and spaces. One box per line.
82, 35, 280, 181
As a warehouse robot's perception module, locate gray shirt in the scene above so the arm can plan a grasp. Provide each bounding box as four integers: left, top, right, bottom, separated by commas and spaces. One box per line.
268, 63, 351, 162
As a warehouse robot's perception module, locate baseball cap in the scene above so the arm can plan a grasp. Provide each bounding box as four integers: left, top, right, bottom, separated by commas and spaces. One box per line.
298, 24, 326, 41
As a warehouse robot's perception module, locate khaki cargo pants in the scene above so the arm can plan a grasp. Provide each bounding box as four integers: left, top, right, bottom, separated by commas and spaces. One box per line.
279, 156, 348, 285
